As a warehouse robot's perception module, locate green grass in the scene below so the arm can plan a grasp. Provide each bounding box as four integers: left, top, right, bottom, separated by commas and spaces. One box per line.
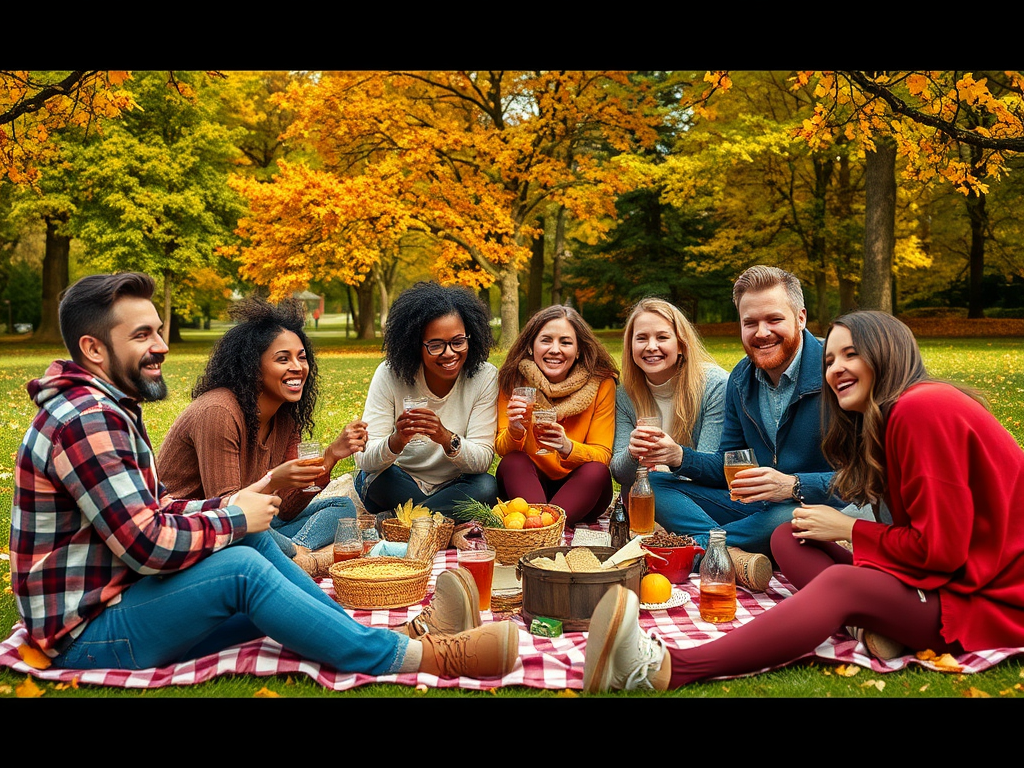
2, 317, 1024, 699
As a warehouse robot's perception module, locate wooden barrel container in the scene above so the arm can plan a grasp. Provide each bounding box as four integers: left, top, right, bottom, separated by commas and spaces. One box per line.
516, 546, 643, 632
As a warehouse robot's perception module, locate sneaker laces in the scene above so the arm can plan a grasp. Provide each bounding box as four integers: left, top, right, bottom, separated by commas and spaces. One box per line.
624, 629, 667, 690
429, 634, 467, 676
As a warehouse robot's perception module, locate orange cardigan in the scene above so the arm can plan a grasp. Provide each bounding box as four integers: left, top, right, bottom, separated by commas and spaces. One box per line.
495, 377, 616, 481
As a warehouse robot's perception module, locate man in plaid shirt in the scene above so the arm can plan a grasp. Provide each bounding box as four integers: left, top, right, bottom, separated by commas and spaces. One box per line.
9, 272, 519, 679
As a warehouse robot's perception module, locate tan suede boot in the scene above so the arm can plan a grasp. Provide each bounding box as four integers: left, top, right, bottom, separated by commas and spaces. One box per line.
418, 621, 519, 678
728, 547, 773, 592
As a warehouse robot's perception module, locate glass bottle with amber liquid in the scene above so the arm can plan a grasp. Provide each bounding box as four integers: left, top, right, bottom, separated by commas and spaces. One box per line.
698, 528, 736, 623
608, 494, 630, 549
628, 465, 655, 538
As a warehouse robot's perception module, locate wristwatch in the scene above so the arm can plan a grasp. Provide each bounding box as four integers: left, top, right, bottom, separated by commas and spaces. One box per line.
446, 432, 462, 458
791, 474, 804, 503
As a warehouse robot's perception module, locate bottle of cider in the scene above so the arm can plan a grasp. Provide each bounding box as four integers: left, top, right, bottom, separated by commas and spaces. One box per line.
608, 494, 630, 549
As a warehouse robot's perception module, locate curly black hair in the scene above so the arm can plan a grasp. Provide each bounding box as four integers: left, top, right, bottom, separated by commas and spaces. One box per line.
192, 296, 319, 450
383, 281, 495, 385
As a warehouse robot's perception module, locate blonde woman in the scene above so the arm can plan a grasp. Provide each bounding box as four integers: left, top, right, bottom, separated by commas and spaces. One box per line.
610, 297, 728, 501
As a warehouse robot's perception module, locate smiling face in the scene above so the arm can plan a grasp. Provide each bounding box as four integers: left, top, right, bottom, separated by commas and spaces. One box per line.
630, 310, 681, 386
104, 296, 169, 402
738, 284, 806, 384
824, 324, 875, 414
420, 313, 467, 395
258, 329, 308, 413
532, 316, 578, 383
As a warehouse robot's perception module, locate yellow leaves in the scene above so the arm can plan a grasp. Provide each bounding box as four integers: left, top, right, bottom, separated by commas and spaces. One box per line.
859, 679, 886, 691
963, 686, 991, 698
556, 688, 579, 698
831, 664, 860, 677
254, 686, 280, 698
15, 677, 44, 698
915, 649, 964, 673
17, 643, 51, 670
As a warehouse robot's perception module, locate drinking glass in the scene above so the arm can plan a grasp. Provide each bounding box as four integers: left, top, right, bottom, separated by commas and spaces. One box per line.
457, 546, 496, 612
724, 449, 758, 501
511, 386, 537, 428
357, 514, 380, 555
531, 408, 558, 455
333, 518, 363, 563
296, 441, 325, 493
403, 395, 430, 445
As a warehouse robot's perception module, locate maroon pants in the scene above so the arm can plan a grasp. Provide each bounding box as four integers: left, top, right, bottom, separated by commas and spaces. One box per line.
495, 450, 612, 526
666, 521, 962, 687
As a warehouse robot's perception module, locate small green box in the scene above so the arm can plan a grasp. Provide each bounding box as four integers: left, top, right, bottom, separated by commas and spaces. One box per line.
529, 617, 563, 638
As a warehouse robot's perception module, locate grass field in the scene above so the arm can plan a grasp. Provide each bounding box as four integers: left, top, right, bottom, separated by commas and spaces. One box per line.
2, 315, 1023, 699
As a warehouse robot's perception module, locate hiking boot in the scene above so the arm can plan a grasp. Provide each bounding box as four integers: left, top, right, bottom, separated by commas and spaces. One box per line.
728, 547, 772, 592
846, 626, 906, 661
293, 545, 335, 579
418, 620, 519, 678
583, 585, 668, 693
401, 567, 481, 639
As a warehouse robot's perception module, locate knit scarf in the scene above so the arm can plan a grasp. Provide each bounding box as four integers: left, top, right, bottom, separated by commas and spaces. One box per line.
517, 359, 602, 419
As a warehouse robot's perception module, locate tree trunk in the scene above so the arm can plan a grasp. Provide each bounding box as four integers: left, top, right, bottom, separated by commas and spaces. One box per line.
552, 205, 566, 307
861, 137, 896, 312
527, 215, 544, 316
355, 279, 376, 340
497, 265, 521, 350
163, 269, 181, 344
811, 154, 833, 328
965, 186, 987, 319
34, 216, 70, 344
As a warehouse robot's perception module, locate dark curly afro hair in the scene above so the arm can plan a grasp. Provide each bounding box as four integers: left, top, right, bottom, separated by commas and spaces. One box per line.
383, 281, 495, 386
192, 296, 319, 450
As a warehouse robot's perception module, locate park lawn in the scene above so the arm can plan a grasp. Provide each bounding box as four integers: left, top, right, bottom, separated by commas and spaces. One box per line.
2, 321, 1024, 699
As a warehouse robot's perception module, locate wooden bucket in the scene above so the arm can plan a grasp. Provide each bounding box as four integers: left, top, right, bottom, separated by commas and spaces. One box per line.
516, 546, 643, 632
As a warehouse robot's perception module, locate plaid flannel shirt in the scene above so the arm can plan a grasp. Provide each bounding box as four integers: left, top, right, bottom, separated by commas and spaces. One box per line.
10, 361, 248, 655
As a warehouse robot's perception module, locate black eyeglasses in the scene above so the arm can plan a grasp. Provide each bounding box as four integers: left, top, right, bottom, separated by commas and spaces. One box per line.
422, 335, 470, 356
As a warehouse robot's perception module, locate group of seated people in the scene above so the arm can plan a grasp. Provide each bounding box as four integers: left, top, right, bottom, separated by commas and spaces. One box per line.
9, 265, 1024, 693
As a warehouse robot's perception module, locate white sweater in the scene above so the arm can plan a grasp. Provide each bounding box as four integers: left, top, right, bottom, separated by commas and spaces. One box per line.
355, 361, 498, 492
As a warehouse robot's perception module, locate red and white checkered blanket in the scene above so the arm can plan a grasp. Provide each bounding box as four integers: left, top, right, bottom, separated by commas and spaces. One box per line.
3, 539, 1023, 691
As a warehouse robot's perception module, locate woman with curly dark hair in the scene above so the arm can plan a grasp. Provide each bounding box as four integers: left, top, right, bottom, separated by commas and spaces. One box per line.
495, 305, 619, 526
355, 281, 499, 516
158, 296, 368, 575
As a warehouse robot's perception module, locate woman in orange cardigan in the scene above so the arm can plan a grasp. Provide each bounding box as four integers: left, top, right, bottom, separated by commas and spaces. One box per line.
495, 305, 618, 526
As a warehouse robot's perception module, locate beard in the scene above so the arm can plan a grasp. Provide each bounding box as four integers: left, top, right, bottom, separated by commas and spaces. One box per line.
110, 350, 168, 402
745, 331, 802, 373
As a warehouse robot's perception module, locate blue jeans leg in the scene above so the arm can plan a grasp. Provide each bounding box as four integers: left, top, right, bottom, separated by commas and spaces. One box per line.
273, 497, 357, 551
54, 531, 407, 675
649, 472, 797, 557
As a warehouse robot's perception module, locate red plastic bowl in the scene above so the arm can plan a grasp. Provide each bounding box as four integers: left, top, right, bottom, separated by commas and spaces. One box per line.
642, 542, 704, 583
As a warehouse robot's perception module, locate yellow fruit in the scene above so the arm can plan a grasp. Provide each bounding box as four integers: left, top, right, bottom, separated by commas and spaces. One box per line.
507, 497, 530, 516
492, 500, 508, 518
504, 512, 526, 530
539, 511, 555, 527
640, 573, 673, 605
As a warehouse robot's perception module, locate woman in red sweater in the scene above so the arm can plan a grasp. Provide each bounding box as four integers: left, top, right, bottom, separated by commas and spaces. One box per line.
584, 310, 1024, 691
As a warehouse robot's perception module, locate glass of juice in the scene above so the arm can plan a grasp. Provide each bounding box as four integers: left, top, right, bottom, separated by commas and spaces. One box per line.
723, 449, 758, 502
531, 408, 557, 455
333, 518, 363, 563
512, 386, 536, 429
296, 441, 325, 492
456, 546, 496, 612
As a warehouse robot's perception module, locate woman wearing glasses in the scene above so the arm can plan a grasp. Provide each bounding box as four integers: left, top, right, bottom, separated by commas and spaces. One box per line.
355, 281, 500, 517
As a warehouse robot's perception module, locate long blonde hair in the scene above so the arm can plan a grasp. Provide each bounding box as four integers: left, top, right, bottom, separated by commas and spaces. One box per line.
620, 297, 716, 446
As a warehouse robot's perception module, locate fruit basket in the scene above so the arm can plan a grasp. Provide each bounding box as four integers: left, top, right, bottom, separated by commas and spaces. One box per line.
381, 516, 454, 552
483, 504, 567, 566
329, 556, 431, 610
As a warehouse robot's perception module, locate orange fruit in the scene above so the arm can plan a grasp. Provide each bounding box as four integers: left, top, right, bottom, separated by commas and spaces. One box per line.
640, 573, 673, 605
504, 512, 527, 529
539, 511, 555, 527
507, 497, 530, 516
523, 515, 543, 529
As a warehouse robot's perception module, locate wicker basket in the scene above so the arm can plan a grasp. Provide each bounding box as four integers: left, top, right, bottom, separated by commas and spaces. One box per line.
381, 516, 454, 552
329, 556, 431, 610
483, 504, 567, 566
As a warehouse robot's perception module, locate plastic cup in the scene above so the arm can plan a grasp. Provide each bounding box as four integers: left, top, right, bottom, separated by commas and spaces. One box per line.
457, 546, 496, 612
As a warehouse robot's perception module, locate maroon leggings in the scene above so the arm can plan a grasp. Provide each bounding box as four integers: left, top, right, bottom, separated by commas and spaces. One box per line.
495, 451, 612, 526
667, 521, 962, 687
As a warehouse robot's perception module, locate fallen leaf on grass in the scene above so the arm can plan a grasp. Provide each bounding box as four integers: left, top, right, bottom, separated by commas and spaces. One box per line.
54, 678, 79, 691
919, 684, 930, 692
15, 677, 44, 698
833, 664, 860, 677
556, 689, 578, 698
916, 649, 963, 673
253, 687, 280, 698
0, 684, 12, 694
964, 687, 991, 698
859, 679, 885, 691
17, 643, 51, 670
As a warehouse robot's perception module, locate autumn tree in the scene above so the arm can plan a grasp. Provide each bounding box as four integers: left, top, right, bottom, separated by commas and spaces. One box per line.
230, 71, 663, 347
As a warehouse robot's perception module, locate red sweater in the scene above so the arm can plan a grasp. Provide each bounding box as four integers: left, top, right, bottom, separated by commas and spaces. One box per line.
852, 382, 1024, 651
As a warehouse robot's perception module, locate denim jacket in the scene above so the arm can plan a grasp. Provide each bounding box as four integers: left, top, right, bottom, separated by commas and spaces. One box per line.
672, 329, 844, 506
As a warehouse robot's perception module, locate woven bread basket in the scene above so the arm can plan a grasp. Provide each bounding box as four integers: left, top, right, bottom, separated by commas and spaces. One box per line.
329, 556, 431, 609
483, 504, 567, 566
381, 516, 454, 551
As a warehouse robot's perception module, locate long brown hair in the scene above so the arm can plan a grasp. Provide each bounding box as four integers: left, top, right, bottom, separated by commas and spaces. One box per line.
497, 305, 618, 395
620, 297, 715, 446
822, 310, 988, 506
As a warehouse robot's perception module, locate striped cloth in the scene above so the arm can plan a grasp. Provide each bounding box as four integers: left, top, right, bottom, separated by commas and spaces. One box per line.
3, 529, 1023, 691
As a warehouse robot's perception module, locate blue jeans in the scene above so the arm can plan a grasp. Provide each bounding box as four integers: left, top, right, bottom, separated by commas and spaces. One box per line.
271, 496, 357, 554
53, 531, 407, 675
649, 472, 802, 557
356, 465, 498, 517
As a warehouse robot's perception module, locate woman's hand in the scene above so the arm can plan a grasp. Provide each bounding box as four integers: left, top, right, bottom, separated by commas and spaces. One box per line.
505, 394, 531, 439
790, 503, 856, 543
266, 456, 328, 492
534, 419, 570, 458
327, 419, 368, 463
629, 425, 681, 469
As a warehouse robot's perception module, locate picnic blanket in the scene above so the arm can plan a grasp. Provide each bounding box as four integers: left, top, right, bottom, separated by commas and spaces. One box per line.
3, 528, 1023, 691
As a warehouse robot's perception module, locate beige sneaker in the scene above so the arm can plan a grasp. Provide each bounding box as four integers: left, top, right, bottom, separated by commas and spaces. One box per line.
846, 626, 906, 660
401, 567, 481, 639
728, 547, 773, 592
418, 620, 519, 678
583, 585, 668, 692
293, 545, 335, 579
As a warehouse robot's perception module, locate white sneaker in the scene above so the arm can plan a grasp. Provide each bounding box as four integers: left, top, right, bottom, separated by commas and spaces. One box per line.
583, 585, 667, 692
